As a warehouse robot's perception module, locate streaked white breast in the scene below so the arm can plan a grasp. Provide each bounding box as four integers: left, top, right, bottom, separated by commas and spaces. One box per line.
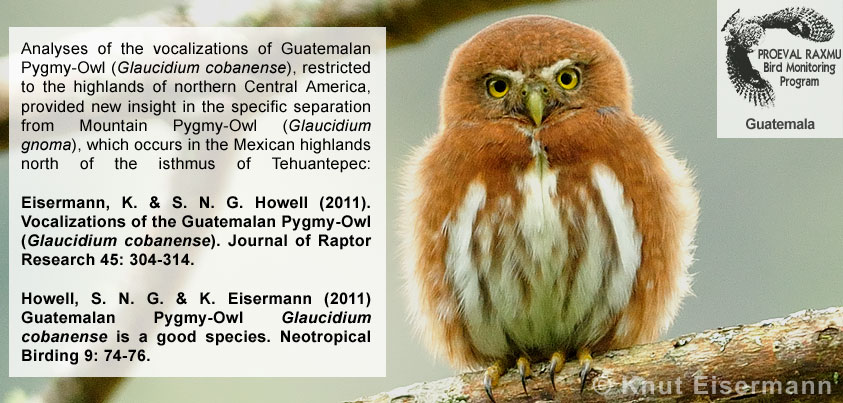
444, 158, 642, 357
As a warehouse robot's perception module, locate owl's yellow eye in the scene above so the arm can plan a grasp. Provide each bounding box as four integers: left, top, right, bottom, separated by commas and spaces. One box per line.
557, 68, 579, 90
487, 78, 509, 98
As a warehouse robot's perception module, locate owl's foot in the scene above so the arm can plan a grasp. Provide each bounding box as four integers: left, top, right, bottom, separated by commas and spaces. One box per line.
577, 347, 593, 392
483, 360, 505, 403
516, 356, 532, 396
548, 351, 565, 391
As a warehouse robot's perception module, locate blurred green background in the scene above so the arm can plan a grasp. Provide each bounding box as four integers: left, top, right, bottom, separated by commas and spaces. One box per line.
3, 0, 842, 401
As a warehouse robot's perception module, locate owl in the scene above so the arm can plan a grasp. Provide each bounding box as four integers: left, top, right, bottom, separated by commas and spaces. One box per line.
400, 15, 699, 400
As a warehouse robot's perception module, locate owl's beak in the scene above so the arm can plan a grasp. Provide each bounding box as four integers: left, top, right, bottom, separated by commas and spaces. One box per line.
525, 88, 545, 126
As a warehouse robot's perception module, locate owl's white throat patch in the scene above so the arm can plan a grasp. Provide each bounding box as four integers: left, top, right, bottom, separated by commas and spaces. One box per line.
529, 138, 544, 158
510, 124, 544, 158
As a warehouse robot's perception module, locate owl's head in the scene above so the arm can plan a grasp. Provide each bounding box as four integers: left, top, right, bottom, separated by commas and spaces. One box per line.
441, 15, 631, 129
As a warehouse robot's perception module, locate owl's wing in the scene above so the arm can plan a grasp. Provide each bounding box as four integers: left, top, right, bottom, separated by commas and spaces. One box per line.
587, 117, 698, 350
749, 7, 835, 42
400, 123, 534, 370
531, 113, 699, 351
725, 39, 774, 107
400, 134, 476, 369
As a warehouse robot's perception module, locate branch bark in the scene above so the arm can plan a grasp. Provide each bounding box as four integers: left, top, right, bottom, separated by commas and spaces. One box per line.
352, 307, 843, 402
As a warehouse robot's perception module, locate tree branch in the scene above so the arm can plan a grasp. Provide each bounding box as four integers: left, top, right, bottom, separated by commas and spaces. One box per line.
244, 0, 557, 47
352, 307, 843, 402
37, 378, 124, 403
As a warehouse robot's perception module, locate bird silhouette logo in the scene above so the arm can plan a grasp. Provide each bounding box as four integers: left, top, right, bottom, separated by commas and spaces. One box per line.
721, 7, 835, 107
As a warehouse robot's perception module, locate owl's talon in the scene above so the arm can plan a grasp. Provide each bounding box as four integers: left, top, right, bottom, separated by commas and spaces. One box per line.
548, 351, 564, 392
579, 359, 592, 392
483, 361, 504, 403
577, 348, 593, 393
516, 356, 531, 395
483, 374, 495, 403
